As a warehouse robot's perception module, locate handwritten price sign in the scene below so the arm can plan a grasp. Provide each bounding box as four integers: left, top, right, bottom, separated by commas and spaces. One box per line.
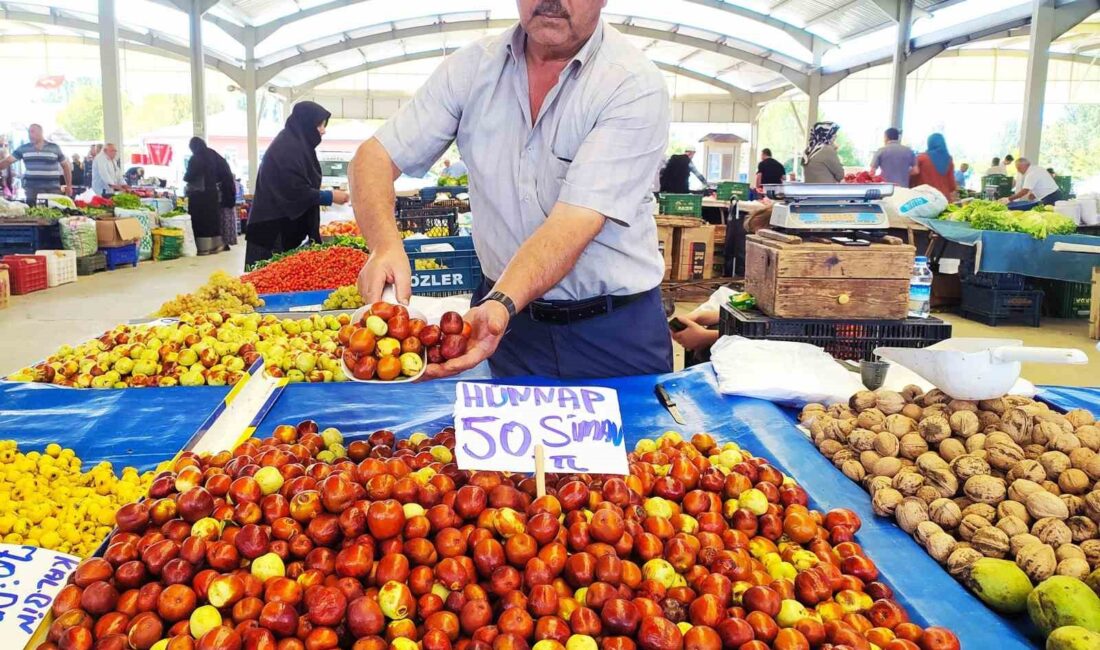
0, 544, 80, 645
454, 382, 628, 475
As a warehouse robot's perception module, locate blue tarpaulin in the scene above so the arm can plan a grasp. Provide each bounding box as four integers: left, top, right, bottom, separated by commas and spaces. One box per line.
258, 290, 331, 312
1038, 385, 1100, 417
912, 216, 1100, 283
254, 365, 1037, 649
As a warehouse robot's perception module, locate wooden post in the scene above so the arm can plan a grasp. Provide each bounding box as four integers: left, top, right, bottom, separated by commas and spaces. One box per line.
534, 444, 547, 499
1090, 267, 1099, 340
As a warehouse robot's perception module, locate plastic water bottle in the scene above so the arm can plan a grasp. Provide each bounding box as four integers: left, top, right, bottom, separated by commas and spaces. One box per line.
909, 256, 933, 319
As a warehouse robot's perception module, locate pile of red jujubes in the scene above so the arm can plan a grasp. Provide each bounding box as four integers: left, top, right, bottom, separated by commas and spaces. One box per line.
38, 424, 962, 650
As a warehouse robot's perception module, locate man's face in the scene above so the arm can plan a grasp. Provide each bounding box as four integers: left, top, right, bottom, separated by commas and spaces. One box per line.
518, 0, 606, 51
685, 150, 695, 160
28, 125, 42, 142
105, 145, 117, 159
1016, 161, 1028, 174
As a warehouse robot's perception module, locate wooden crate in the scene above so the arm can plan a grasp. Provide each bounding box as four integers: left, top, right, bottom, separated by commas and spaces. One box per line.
671, 225, 715, 282
712, 225, 727, 277
745, 234, 915, 320
1090, 267, 1099, 340
656, 226, 674, 282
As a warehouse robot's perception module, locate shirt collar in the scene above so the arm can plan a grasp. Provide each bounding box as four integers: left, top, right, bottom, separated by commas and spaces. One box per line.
507, 20, 605, 77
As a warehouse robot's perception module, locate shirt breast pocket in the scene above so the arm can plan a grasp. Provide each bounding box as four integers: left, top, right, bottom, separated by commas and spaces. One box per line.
535, 155, 571, 217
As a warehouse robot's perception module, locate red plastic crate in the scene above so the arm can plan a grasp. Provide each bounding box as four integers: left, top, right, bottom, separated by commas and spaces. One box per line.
2, 254, 48, 295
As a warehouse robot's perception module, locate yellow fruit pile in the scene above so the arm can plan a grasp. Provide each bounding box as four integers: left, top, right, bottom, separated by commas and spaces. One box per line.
0, 441, 155, 557
414, 258, 448, 270
322, 285, 365, 310
157, 271, 265, 317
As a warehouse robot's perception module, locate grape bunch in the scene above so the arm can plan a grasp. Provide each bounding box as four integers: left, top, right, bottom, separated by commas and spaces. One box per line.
414, 258, 447, 270
156, 271, 265, 317
322, 285, 365, 310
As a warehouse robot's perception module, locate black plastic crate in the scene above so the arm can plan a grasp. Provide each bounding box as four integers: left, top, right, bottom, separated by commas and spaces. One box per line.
395, 196, 425, 211
958, 256, 1026, 289
76, 252, 106, 276
0, 222, 62, 256
718, 303, 952, 361
959, 282, 1043, 327
1031, 278, 1091, 319
397, 207, 458, 238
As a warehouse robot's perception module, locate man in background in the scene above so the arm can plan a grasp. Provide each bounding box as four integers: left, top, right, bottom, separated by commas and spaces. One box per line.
984, 156, 1005, 176
869, 127, 917, 188
954, 162, 970, 191
755, 148, 786, 190
91, 143, 127, 196
1006, 157, 1061, 205
0, 124, 71, 206
684, 147, 707, 187
440, 157, 468, 181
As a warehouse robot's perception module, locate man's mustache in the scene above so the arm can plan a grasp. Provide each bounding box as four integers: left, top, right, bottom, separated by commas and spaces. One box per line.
533, 1, 570, 18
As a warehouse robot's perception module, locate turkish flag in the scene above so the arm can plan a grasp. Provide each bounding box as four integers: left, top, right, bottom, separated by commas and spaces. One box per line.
36, 75, 65, 90
147, 143, 172, 166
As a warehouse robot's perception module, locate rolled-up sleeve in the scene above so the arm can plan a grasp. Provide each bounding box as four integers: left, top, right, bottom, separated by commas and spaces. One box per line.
373, 48, 472, 177
557, 75, 669, 226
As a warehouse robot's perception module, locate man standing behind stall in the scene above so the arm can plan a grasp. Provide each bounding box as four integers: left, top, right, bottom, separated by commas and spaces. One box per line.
91, 143, 127, 196
0, 124, 71, 206
869, 128, 917, 188
350, 0, 671, 379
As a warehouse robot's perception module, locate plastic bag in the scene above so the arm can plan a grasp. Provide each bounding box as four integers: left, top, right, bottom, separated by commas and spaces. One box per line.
116, 208, 155, 261
58, 216, 98, 257
890, 184, 948, 221
710, 336, 864, 406
160, 215, 198, 257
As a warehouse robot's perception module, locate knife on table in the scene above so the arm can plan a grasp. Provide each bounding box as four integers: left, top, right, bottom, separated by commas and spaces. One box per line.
655, 383, 686, 425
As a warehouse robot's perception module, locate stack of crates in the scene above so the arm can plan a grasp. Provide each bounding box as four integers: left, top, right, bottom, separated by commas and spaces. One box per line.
0, 222, 62, 255
658, 193, 703, 217
715, 182, 751, 202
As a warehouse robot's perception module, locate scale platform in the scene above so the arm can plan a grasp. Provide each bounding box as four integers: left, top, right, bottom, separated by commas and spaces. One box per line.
766, 182, 894, 233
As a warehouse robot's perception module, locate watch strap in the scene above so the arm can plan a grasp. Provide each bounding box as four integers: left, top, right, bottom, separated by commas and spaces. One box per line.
482, 291, 517, 319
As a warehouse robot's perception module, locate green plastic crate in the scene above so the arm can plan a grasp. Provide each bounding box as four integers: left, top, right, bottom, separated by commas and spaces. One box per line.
981, 174, 1014, 199
716, 182, 751, 202
1033, 278, 1091, 318
1054, 175, 1073, 198
658, 193, 702, 216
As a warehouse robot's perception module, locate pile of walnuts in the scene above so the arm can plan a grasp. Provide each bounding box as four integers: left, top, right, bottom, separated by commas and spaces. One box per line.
800, 387, 1100, 585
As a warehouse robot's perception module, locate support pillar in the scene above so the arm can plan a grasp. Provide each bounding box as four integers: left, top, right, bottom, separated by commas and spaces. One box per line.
888, 1, 913, 130
243, 31, 259, 193
99, 0, 124, 152
806, 38, 826, 128
1020, 0, 1055, 162
189, 0, 207, 139
747, 105, 761, 173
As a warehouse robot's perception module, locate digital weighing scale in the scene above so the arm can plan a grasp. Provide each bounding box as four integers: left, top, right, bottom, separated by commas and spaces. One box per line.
765, 183, 894, 240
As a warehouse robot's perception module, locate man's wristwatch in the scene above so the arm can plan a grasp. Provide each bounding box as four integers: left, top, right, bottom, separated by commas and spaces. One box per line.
480, 291, 517, 319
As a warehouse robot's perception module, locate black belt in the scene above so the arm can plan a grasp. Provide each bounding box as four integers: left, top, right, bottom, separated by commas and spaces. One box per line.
484, 279, 650, 325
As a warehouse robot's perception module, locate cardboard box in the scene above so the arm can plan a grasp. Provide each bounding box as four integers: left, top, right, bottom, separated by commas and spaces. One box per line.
672, 225, 714, 281
656, 226, 674, 281
95, 217, 144, 248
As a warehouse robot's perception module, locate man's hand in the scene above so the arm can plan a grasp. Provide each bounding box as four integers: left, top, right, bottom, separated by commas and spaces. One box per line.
423, 300, 509, 379
671, 316, 716, 353
357, 246, 412, 304
61, 185, 71, 197
332, 190, 350, 205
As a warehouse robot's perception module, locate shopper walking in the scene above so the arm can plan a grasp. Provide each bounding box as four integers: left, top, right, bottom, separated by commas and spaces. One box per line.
1006, 157, 1062, 205
70, 154, 85, 189
184, 137, 226, 255
211, 149, 239, 246
913, 133, 957, 201
350, 0, 672, 379
246, 101, 349, 268
801, 122, 844, 183
0, 124, 72, 206
91, 143, 126, 196
755, 148, 786, 190
869, 127, 917, 188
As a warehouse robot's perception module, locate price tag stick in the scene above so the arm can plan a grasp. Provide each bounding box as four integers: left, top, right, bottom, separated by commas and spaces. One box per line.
534, 443, 547, 499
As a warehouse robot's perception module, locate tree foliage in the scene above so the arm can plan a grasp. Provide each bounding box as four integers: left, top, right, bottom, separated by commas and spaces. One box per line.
57, 84, 104, 141
1041, 105, 1100, 180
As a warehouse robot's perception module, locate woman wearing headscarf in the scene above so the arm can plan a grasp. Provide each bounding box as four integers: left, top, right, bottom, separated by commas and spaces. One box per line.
912, 133, 957, 201
801, 122, 845, 183
245, 101, 349, 268
212, 149, 238, 247
184, 137, 225, 255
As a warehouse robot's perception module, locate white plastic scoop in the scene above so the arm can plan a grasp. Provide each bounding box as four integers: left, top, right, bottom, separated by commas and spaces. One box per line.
874, 338, 1088, 400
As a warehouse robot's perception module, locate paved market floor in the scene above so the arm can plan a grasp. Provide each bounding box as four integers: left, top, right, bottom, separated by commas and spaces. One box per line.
2, 252, 1096, 387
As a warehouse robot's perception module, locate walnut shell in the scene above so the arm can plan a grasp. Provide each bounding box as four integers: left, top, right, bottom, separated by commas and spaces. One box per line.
1032, 517, 1073, 547
928, 498, 962, 529
828, 403, 856, 420
938, 438, 967, 462
848, 429, 876, 452
1027, 490, 1070, 520
873, 455, 903, 479
1033, 421, 1065, 446
1062, 494, 1085, 517
1039, 451, 1072, 478
996, 500, 1030, 524
1080, 540, 1100, 568
901, 403, 924, 421
1007, 459, 1047, 483
915, 520, 945, 546
1010, 533, 1043, 557
946, 547, 984, 578
1056, 543, 1085, 562
1075, 425, 1100, 452
925, 531, 958, 563
899, 434, 929, 460
1058, 468, 1091, 495
1066, 516, 1099, 543
971, 526, 1011, 559
986, 439, 1026, 471
873, 431, 901, 457
1084, 491, 1100, 523
871, 487, 904, 517
966, 434, 988, 454
922, 466, 959, 498
949, 410, 980, 437
1049, 431, 1083, 455
949, 399, 979, 413
1066, 409, 1096, 428
996, 515, 1030, 538
1069, 447, 1096, 471
958, 514, 991, 541
1016, 542, 1057, 583
963, 502, 998, 522
921, 389, 949, 406
951, 455, 992, 482
861, 450, 883, 473
979, 398, 1006, 415
963, 475, 1007, 505
923, 404, 950, 420
919, 417, 952, 444
833, 449, 858, 467
841, 460, 866, 483
875, 390, 906, 416
916, 485, 943, 504
864, 475, 894, 494
817, 439, 846, 460
978, 411, 1003, 432
917, 451, 950, 472
1057, 558, 1091, 579
901, 385, 924, 403
1041, 480, 1062, 496
850, 390, 878, 412
892, 470, 925, 496
895, 497, 930, 534
1008, 479, 1044, 503
856, 409, 886, 432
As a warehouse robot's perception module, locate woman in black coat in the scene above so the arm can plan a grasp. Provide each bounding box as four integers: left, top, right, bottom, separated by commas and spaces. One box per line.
245, 101, 348, 268
184, 137, 225, 255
